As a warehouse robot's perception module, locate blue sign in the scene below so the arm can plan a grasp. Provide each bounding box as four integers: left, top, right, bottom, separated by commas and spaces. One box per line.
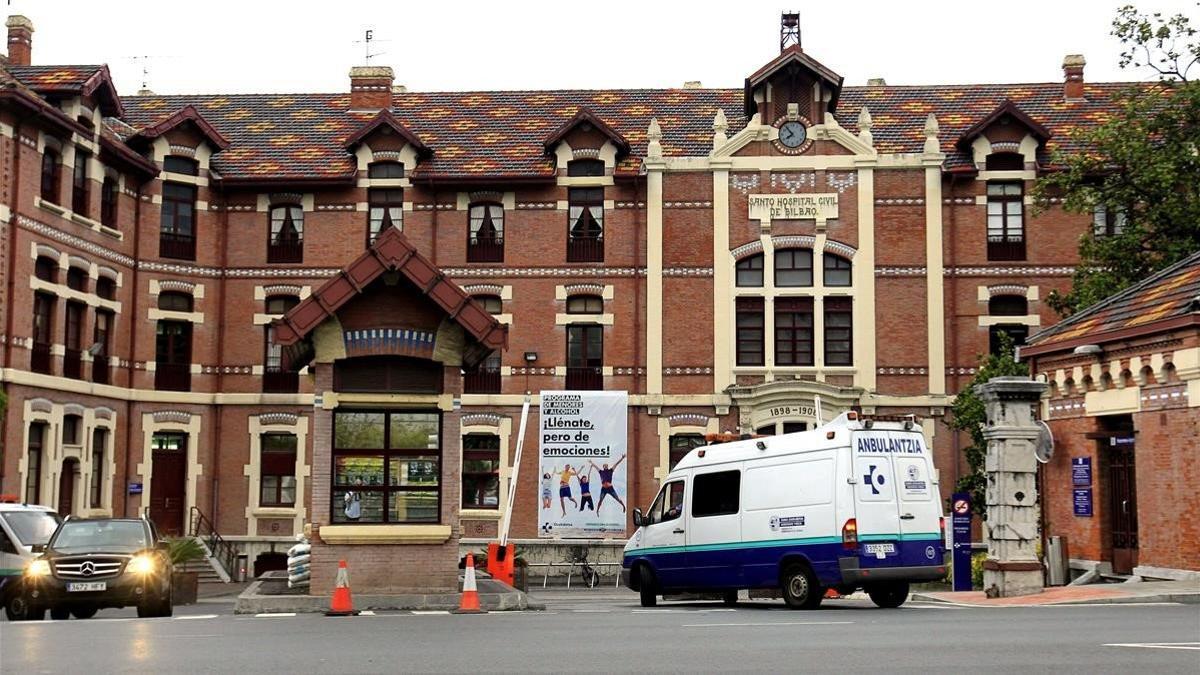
1073, 488, 1092, 517
1071, 457, 1092, 487
951, 492, 973, 592
127, 482, 143, 495
1110, 436, 1135, 447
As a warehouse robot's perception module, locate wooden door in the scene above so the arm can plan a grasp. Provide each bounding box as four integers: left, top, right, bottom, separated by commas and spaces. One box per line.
150, 435, 188, 535
57, 458, 78, 516
1107, 441, 1139, 575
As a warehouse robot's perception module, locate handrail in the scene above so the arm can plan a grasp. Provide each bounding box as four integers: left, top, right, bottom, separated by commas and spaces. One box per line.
188, 506, 237, 580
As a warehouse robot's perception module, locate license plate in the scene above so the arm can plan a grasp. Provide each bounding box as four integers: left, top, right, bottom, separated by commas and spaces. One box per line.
864, 543, 896, 559
67, 582, 106, 592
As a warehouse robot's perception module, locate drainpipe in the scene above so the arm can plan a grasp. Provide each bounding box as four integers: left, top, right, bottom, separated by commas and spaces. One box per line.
210, 184, 231, 526
948, 173, 961, 483
631, 174, 644, 516
0, 113, 26, 489
123, 178, 145, 517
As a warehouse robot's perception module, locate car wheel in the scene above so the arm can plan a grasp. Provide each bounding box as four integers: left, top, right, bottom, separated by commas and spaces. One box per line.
49, 606, 71, 621
781, 563, 823, 610
70, 606, 98, 619
5, 593, 42, 621
866, 581, 909, 608
157, 593, 174, 618
722, 589, 739, 606
638, 566, 658, 608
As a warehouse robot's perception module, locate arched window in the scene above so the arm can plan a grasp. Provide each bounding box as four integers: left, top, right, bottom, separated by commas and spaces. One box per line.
775, 249, 813, 287
467, 203, 504, 262
41, 147, 61, 203
989, 295, 1028, 316
736, 254, 764, 287
988, 294, 1029, 356
265, 295, 300, 315
567, 159, 604, 177
566, 295, 603, 314
34, 256, 58, 283
985, 152, 1024, 171
158, 291, 194, 313
473, 295, 502, 315
823, 254, 851, 287
66, 267, 88, 292
368, 161, 404, 179
95, 276, 117, 300
268, 205, 304, 263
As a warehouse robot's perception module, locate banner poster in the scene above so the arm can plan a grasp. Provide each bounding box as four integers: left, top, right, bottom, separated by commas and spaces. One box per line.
538, 390, 628, 539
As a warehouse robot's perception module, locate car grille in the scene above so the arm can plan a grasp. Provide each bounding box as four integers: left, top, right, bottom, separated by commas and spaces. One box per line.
54, 556, 126, 579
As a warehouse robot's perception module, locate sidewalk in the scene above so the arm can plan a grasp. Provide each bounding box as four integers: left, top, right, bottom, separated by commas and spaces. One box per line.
912, 580, 1200, 606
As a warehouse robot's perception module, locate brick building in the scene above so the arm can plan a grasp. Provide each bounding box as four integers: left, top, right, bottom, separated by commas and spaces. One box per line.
1024, 253, 1200, 581
0, 13, 1154, 587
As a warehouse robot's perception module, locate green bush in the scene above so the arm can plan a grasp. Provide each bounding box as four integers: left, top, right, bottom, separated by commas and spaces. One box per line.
971, 552, 987, 589
166, 537, 207, 566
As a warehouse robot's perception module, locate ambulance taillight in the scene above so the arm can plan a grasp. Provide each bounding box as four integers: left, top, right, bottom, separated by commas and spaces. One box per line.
939, 516, 946, 544
842, 519, 858, 550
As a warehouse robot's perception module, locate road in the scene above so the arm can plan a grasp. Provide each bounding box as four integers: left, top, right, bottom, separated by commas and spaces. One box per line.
2, 589, 1198, 673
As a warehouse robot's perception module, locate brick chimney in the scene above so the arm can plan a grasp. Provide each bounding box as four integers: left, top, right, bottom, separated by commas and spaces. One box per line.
1062, 54, 1086, 100
6, 15, 33, 66
349, 66, 394, 111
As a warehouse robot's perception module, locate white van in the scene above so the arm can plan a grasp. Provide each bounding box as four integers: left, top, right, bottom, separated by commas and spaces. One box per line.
622, 412, 946, 609
0, 501, 62, 620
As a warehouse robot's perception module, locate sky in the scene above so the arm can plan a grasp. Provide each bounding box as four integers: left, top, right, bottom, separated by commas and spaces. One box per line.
6, 0, 1192, 96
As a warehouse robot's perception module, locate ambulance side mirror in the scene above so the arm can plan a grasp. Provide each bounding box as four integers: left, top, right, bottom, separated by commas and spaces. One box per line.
632, 509, 644, 527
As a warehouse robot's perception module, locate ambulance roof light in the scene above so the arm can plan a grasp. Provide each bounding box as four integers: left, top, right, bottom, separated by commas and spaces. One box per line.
846, 411, 859, 421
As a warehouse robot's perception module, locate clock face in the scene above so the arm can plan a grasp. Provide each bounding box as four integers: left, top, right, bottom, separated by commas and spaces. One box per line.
778, 121, 808, 148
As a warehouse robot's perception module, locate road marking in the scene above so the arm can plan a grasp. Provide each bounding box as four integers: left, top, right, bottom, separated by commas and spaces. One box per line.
255, 612, 297, 618
174, 614, 220, 620
903, 604, 966, 610
359, 610, 376, 616
683, 621, 855, 628
411, 610, 450, 615
571, 609, 611, 613
698, 608, 738, 613
632, 609, 685, 613
1104, 642, 1200, 651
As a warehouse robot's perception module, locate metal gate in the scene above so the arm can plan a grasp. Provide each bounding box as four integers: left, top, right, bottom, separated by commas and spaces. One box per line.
1106, 439, 1138, 575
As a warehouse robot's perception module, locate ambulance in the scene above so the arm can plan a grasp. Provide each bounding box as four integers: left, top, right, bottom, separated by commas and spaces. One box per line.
0, 500, 62, 620
622, 412, 946, 608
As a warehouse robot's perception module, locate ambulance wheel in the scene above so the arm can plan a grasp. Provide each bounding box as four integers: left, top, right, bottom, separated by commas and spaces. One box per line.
781, 564, 822, 610
722, 590, 739, 606
5, 592, 42, 621
867, 581, 909, 608
637, 566, 658, 607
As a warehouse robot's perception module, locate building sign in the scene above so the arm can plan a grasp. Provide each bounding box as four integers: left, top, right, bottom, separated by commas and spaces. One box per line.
1071, 457, 1092, 487
538, 390, 628, 539
951, 492, 973, 592
764, 404, 817, 420
127, 482, 143, 495
1073, 488, 1093, 517
748, 193, 839, 222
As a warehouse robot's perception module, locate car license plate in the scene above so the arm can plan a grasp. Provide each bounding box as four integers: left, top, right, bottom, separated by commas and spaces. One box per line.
864, 543, 896, 559
67, 582, 106, 592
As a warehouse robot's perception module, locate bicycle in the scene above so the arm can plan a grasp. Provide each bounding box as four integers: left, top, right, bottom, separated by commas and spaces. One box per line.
568, 545, 600, 588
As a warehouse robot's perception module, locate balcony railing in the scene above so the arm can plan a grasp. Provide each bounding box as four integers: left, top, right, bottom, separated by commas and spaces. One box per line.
30, 342, 52, 374
62, 348, 82, 380
92, 356, 109, 385
262, 368, 299, 393
155, 362, 191, 391
565, 366, 604, 391
463, 367, 501, 394
267, 240, 304, 264
566, 235, 604, 263
467, 237, 504, 263
987, 238, 1026, 262
159, 232, 196, 260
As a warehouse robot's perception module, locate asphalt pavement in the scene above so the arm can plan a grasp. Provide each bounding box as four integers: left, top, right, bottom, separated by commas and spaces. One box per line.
2, 588, 1198, 673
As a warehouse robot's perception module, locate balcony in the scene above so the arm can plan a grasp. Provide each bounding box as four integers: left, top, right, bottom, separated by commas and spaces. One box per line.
262, 368, 299, 393
467, 237, 504, 263
566, 235, 604, 263
267, 240, 304, 264
62, 348, 82, 380
565, 366, 603, 391
987, 237, 1026, 262
160, 232, 196, 261
30, 342, 52, 375
155, 362, 191, 392
463, 367, 501, 394
92, 356, 109, 385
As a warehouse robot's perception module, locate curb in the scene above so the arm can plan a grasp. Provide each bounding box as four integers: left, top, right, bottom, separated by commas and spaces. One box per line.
910, 591, 1200, 607
234, 577, 546, 615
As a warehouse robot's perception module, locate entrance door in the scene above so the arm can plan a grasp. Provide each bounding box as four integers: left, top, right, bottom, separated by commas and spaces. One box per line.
150, 433, 188, 535
1107, 439, 1138, 575
57, 458, 79, 516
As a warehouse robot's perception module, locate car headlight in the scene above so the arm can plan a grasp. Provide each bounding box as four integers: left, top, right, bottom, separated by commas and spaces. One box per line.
26, 559, 51, 577
128, 554, 157, 575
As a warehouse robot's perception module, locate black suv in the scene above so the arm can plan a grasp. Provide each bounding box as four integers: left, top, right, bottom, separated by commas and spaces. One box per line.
20, 517, 173, 620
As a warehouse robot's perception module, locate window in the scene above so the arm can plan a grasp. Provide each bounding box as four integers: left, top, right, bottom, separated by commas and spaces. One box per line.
368, 161, 404, 179
1093, 204, 1127, 237
736, 297, 764, 366
986, 182, 1025, 261
101, 176, 118, 229
988, 294, 1029, 356
260, 433, 298, 507
155, 320, 192, 391
692, 470, 740, 518
736, 254, 764, 287
474, 295, 502, 315
755, 425, 776, 436
334, 356, 444, 393
25, 423, 46, 503
985, 152, 1024, 171
93, 309, 113, 384
89, 428, 107, 509
566, 324, 603, 390
160, 182, 197, 260
163, 156, 199, 175
567, 159, 604, 177
669, 434, 705, 470
265, 295, 300, 316
462, 434, 500, 509
263, 297, 301, 393
648, 480, 685, 524
467, 203, 504, 262
824, 297, 853, 366
823, 254, 851, 287
268, 205, 304, 263
31, 292, 54, 374
64, 300, 85, 379
989, 295, 1028, 317
775, 249, 813, 287
368, 188, 403, 244
62, 414, 82, 446
35, 256, 57, 283
96, 277, 116, 300
158, 291, 194, 313
41, 148, 61, 203
774, 297, 814, 366
567, 187, 604, 262
72, 150, 90, 216
332, 411, 441, 524
66, 267, 87, 292
566, 295, 603, 314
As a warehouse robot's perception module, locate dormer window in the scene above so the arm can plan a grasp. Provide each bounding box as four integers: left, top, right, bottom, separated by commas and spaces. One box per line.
985, 152, 1024, 171
368, 161, 404, 179
268, 205, 304, 264
567, 159, 604, 177
41, 148, 61, 203
163, 156, 199, 176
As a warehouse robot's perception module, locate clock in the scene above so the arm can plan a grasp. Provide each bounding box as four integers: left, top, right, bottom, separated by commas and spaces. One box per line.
778, 121, 807, 148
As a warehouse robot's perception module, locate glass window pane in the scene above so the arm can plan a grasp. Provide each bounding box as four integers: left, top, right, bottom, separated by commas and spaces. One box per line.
389, 456, 439, 487
333, 489, 384, 523
335, 412, 385, 449
389, 413, 439, 449
333, 455, 385, 487
392, 491, 439, 523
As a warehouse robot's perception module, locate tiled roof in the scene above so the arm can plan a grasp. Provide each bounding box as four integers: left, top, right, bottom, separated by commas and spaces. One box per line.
6, 64, 103, 92
1025, 251, 1200, 351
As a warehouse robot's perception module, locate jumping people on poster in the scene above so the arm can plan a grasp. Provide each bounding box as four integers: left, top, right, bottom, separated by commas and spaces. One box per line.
578, 465, 595, 512
591, 456, 626, 514
558, 464, 579, 516
541, 472, 553, 510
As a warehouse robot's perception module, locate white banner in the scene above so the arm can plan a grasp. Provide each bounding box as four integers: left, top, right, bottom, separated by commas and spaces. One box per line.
538, 390, 628, 539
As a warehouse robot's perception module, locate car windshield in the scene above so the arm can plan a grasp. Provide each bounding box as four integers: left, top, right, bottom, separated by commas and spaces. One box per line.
1, 511, 62, 546
52, 521, 148, 552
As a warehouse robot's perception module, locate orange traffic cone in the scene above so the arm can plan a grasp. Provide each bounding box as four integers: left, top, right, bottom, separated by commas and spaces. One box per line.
454, 553, 484, 614
325, 559, 359, 616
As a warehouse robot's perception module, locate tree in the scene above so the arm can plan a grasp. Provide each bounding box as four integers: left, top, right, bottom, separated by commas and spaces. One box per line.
949, 334, 1028, 516
1034, 5, 1200, 317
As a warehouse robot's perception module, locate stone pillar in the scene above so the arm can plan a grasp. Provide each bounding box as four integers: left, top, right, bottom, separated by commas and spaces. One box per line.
977, 376, 1047, 597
